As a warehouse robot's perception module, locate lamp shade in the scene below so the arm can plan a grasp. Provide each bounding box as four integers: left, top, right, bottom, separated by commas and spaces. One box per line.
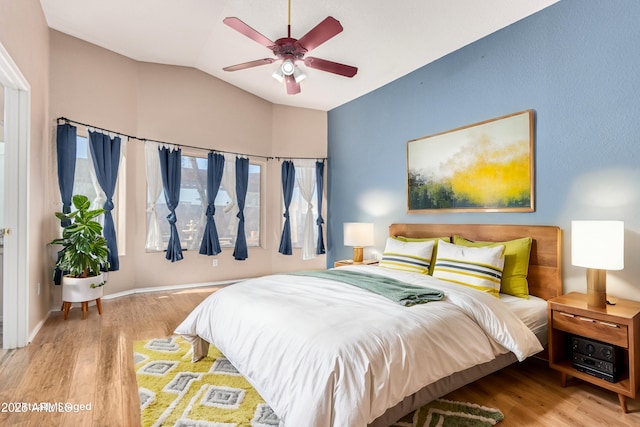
571, 220, 624, 270
344, 223, 374, 247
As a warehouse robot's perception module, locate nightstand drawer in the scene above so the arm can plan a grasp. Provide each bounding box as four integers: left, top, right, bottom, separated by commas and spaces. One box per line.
552, 310, 628, 348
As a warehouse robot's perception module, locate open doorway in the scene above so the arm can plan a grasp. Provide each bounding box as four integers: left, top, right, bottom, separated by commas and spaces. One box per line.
0, 41, 30, 349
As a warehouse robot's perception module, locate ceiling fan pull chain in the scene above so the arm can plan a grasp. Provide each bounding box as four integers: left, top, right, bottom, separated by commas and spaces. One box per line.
288, 0, 292, 38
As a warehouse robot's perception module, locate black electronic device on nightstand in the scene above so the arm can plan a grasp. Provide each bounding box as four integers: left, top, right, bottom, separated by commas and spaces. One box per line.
571, 335, 623, 383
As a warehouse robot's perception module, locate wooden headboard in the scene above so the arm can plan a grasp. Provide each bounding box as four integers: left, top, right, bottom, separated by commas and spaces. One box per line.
388, 224, 563, 300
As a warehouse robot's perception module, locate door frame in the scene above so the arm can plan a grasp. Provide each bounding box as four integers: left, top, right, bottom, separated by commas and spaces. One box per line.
0, 41, 30, 349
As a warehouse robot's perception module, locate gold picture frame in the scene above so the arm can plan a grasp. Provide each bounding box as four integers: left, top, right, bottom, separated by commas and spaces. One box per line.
407, 110, 535, 213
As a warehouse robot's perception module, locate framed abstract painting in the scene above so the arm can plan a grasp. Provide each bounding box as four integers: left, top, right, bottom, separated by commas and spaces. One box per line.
407, 110, 535, 213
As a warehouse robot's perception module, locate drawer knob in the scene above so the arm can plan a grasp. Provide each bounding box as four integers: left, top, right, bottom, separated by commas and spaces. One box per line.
579, 317, 595, 322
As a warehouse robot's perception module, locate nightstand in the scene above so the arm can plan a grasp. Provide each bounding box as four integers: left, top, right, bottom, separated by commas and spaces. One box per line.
334, 259, 378, 268
548, 292, 640, 412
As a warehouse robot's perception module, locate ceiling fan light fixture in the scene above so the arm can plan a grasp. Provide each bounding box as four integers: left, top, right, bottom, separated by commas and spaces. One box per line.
281, 59, 295, 76
272, 66, 285, 83
293, 66, 307, 83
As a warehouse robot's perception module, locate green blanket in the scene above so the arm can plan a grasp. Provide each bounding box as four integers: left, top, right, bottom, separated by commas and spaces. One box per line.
288, 269, 444, 306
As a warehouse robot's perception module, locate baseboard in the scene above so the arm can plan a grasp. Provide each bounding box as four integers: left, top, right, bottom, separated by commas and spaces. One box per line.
29, 315, 48, 344
101, 279, 241, 301
3, 313, 47, 345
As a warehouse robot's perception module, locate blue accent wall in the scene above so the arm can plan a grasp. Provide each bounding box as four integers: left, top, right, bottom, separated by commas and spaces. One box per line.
327, 0, 640, 298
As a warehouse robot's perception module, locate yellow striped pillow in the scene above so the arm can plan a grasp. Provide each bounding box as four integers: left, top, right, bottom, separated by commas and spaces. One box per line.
379, 238, 435, 274
392, 236, 450, 275
452, 235, 532, 299
433, 241, 505, 297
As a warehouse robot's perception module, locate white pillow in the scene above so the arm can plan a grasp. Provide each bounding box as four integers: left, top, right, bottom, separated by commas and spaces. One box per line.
379, 237, 435, 274
433, 241, 505, 297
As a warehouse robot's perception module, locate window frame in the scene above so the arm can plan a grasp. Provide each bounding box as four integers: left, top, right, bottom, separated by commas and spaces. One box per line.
148, 149, 265, 252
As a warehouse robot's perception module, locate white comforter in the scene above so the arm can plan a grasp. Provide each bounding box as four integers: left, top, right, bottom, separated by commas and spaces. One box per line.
174, 265, 542, 427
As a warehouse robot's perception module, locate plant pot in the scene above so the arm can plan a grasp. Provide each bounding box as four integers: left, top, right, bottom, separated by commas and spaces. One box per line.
62, 273, 105, 302
61, 273, 106, 320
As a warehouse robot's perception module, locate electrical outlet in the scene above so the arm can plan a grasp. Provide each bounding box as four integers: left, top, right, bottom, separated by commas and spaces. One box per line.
212, 259, 218, 267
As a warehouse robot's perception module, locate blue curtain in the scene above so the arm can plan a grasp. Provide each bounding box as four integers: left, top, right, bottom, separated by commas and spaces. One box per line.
233, 157, 249, 260
54, 123, 77, 284
199, 152, 225, 255
88, 131, 122, 271
278, 160, 296, 255
315, 160, 326, 254
159, 146, 184, 262
56, 123, 77, 226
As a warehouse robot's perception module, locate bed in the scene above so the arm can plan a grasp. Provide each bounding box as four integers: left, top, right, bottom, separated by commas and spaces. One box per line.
175, 223, 562, 427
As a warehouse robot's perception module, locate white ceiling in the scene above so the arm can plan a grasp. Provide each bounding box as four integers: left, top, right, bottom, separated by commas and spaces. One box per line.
40, 0, 558, 111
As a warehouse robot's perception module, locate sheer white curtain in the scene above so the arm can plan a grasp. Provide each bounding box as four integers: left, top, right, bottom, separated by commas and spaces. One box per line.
86, 133, 105, 223
86, 131, 128, 227
221, 153, 239, 239
295, 159, 317, 260
145, 141, 164, 251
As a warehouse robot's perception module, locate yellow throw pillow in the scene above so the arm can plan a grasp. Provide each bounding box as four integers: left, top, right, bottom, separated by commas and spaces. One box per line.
392, 236, 450, 275
453, 235, 533, 299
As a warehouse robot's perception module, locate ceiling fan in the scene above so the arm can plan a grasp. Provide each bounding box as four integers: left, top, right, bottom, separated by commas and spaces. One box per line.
222, 0, 358, 95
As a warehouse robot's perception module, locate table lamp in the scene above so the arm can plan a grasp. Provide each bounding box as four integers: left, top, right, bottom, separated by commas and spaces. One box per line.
571, 220, 624, 309
343, 222, 374, 263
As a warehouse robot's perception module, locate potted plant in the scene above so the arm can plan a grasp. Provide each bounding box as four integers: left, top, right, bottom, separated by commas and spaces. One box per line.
51, 194, 110, 319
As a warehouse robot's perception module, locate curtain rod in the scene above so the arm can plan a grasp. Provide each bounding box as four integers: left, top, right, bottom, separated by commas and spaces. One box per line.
57, 116, 300, 161
58, 116, 138, 140
275, 156, 327, 162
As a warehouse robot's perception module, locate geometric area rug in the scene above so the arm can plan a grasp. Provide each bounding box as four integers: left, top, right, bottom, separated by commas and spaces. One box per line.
390, 398, 504, 427
134, 336, 504, 427
134, 336, 279, 427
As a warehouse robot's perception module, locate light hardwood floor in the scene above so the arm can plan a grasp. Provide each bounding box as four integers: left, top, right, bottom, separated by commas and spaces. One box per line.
1, 286, 639, 426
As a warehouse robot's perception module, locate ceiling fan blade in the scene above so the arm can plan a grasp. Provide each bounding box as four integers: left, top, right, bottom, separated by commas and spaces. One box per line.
304, 57, 358, 78
297, 16, 343, 52
223, 17, 275, 48
284, 75, 301, 95
223, 58, 275, 72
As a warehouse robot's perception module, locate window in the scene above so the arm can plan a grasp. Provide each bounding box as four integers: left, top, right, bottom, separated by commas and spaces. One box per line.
286, 162, 319, 249
73, 136, 99, 207
154, 153, 262, 251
